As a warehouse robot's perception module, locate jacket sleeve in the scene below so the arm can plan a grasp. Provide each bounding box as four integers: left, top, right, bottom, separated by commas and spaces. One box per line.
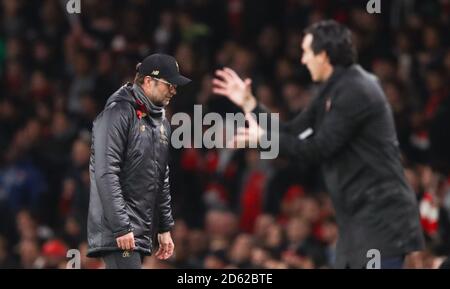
158, 165, 175, 233
252, 98, 316, 135
275, 85, 375, 164
93, 102, 133, 238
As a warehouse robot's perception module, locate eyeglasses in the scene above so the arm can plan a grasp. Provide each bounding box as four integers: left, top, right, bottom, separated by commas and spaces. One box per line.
151, 77, 177, 91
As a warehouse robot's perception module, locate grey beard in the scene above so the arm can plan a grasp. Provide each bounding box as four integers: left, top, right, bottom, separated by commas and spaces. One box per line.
132, 84, 164, 117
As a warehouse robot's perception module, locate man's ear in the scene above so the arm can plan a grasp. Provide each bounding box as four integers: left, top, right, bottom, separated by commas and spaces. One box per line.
143, 76, 152, 88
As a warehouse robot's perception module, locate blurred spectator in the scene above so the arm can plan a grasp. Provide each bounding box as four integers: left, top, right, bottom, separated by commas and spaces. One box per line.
283, 217, 325, 268
18, 238, 44, 269
263, 223, 286, 259
0, 235, 16, 268
228, 234, 253, 268
205, 209, 239, 241
0, 124, 48, 216
250, 245, 271, 269
67, 51, 95, 116
187, 229, 209, 268
41, 239, 68, 269
203, 251, 228, 269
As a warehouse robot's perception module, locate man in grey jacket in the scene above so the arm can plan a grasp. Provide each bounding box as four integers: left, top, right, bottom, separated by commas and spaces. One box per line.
213, 20, 424, 268
87, 54, 191, 268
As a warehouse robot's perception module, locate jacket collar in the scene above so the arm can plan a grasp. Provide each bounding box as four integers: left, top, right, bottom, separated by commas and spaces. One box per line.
119, 83, 164, 128
317, 65, 349, 97
132, 83, 165, 118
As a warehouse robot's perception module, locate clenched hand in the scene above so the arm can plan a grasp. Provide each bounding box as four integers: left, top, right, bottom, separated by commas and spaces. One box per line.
116, 232, 135, 250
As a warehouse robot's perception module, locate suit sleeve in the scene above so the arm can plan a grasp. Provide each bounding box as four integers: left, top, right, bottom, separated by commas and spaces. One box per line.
252, 101, 316, 135
275, 86, 374, 164
93, 102, 133, 238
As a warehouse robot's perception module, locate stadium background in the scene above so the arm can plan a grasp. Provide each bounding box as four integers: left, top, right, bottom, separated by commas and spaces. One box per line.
0, 0, 449, 269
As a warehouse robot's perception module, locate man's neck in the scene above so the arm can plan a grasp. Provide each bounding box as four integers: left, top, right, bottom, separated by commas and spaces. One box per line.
322, 65, 334, 82
136, 84, 151, 102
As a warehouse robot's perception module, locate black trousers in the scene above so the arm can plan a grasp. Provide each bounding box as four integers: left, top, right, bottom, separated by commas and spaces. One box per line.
102, 250, 144, 269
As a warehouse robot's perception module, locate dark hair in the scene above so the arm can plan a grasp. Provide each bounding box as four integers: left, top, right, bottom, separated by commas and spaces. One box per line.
304, 20, 356, 67
134, 62, 145, 85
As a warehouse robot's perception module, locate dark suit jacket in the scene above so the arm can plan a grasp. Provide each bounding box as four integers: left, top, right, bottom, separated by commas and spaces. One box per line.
253, 64, 424, 268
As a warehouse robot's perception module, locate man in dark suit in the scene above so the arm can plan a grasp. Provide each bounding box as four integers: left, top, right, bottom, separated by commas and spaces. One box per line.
212, 20, 424, 269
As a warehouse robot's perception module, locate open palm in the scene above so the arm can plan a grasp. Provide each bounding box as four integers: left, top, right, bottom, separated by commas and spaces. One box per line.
212, 67, 253, 109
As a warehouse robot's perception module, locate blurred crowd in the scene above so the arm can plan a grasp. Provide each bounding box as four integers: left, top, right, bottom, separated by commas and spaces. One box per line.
0, 0, 449, 269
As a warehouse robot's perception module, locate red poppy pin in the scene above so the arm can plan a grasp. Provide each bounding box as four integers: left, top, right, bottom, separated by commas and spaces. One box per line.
135, 99, 148, 119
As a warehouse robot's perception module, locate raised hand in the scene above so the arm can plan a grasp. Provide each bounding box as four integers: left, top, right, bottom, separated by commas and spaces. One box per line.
212, 67, 257, 112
